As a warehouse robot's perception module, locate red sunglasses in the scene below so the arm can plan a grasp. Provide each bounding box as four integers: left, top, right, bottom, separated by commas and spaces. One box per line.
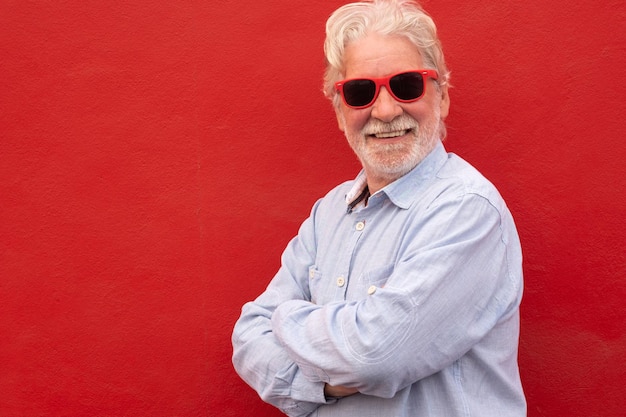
335, 69, 439, 109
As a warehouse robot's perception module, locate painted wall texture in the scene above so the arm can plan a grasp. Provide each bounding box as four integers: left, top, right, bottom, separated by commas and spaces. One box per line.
1, 1, 624, 416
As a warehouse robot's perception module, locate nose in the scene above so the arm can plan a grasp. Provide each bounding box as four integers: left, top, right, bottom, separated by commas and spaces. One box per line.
370, 86, 403, 122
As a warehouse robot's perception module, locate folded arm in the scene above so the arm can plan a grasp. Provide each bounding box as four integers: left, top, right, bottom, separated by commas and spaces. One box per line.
232, 202, 335, 416
271, 194, 523, 398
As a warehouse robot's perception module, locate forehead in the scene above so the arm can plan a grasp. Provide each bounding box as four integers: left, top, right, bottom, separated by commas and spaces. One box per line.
343, 33, 424, 78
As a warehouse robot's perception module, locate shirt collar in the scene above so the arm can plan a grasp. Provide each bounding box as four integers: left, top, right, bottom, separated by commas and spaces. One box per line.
346, 140, 448, 210
345, 170, 369, 206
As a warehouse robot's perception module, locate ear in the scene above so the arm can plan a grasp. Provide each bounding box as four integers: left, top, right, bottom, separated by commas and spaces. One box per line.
335, 106, 346, 132
438, 85, 450, 120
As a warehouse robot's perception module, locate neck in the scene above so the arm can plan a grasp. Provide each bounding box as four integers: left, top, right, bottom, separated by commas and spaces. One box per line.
365, 170, 404, 194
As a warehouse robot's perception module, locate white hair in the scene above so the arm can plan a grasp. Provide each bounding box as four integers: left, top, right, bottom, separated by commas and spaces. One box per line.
323, 0, 450, 108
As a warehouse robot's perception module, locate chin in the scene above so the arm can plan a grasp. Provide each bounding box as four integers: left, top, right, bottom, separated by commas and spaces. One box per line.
362, 141, 426, 180
368, 161, 418, 182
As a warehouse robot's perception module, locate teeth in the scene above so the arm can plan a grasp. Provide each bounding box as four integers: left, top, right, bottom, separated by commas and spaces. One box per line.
374, 130, 408, 138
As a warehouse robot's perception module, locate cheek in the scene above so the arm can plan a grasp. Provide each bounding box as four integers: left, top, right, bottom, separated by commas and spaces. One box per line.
404, 100, 440, 125
341, 109, 370, 134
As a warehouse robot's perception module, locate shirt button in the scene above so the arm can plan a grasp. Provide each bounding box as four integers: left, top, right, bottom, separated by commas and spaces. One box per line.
367, 285, 377, 295
355, 221, 365, 231
336, 276, 345, 287
309, 270, 315, 279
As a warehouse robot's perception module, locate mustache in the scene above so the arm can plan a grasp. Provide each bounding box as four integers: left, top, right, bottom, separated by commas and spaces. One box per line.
361, 115, 419, 135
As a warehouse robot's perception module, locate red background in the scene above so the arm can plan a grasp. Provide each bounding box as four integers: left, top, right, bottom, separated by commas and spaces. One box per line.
1, 1, 624, 416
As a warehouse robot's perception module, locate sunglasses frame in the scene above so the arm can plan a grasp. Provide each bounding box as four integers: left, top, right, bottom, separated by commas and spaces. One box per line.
334, 69, 439, 109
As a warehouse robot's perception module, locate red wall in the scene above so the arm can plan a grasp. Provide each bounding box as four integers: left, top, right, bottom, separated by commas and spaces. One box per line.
1, 1, 624, 416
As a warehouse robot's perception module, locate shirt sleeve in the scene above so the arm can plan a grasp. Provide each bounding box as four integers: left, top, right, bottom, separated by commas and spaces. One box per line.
231, 200, 333, 417
271, 192, 523, 398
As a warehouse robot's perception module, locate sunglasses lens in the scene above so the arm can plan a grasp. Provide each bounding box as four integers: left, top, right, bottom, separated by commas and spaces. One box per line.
390, 72, 424, 101
343, 79, 376, 107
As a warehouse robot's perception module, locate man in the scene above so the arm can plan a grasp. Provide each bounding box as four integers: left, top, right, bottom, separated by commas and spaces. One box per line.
232, 1, 526, 416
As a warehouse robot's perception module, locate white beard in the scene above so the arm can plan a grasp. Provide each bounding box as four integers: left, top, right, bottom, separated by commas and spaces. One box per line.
343, 110, 442, 183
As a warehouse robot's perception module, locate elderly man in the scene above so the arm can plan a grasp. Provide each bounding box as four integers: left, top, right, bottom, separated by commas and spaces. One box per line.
232, 1, 526, 416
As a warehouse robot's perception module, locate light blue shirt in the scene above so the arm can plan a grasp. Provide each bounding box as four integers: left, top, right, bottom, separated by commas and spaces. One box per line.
232, 141, 526, 417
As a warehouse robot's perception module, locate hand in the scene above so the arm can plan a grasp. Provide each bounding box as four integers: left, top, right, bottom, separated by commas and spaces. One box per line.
324, 383, 359, 398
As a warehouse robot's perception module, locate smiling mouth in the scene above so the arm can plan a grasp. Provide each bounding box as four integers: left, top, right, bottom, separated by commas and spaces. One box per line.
370, 129, 412, 139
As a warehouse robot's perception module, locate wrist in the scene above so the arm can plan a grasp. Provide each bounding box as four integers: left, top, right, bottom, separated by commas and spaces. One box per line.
324, 383, 359, 398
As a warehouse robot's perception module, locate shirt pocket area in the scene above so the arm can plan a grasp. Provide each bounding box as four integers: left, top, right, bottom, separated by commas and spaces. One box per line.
308, 265, 324, 304
360, 263, 395, 288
